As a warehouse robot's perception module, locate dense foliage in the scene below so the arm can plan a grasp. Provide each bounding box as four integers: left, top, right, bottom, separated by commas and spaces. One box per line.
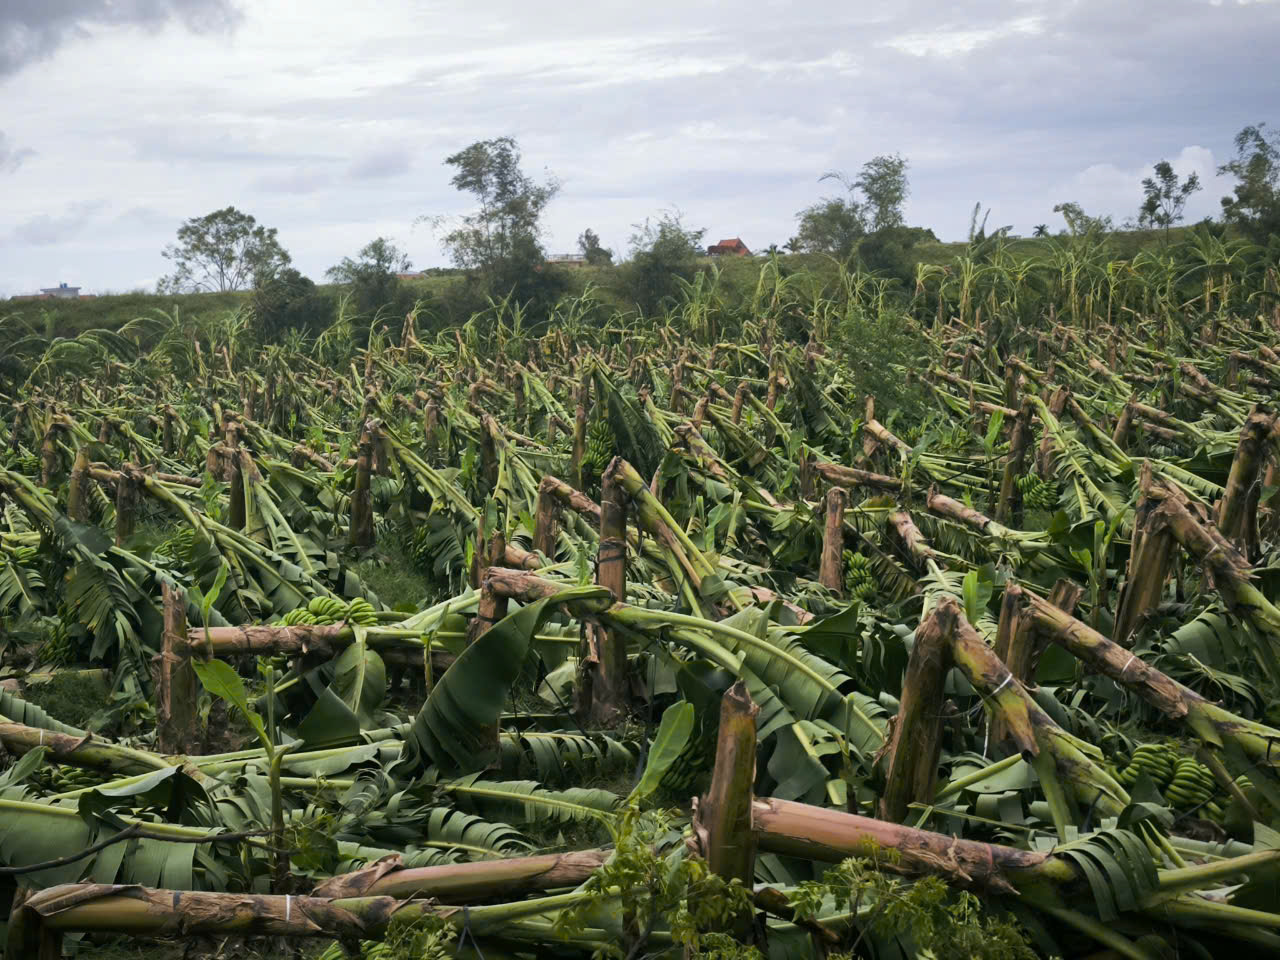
1, 231, 1280, 958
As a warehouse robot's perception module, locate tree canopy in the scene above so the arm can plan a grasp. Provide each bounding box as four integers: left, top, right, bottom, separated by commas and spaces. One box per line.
855, 154, 910, 232
623, 211, 706, 314
787, 197, 866, 259
1053, 201, 1113, 239
438, 137, 559, 274
578, 228, 613, 266
326, 237, 413, 318
159, 206, 290, 293
1138, 161, 1201, 239
1219, 123, 1280, 242
788, 155, 911, 259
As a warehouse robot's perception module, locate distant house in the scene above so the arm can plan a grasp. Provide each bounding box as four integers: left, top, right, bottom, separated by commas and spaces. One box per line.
41, 282, 83, 299
545, 254, 588, 268
10, 281, 95, 302
707, 238, 751, 257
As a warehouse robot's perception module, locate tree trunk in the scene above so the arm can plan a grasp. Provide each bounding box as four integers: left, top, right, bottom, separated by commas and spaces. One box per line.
812, 461, 901, 494
348, 425, 374, 548
532, 477, 562, 557
571, 403, 587, 490
1113, 489, 1178, 644
67, 448, 91, 523
584, 459, 629, 727
155, 584, 199, 755
818, 487, 847, 595
537, 474, 602, 526
886, 510, 942, 565
1016, 584, 1280, 775
996, 395, 1035, 524
162, 407, 176, 455
228, 447, 247, 531
1111, 401, 1135, 452
753, 798, 1062, 895
879, 603, 953, 821
691, 681, 759, 941
314, 849, 609, 902
1217, 410, 1275, 558
731, 382, 749, 424
39, 424, 60, 487
114, 466, 139, 547
469, 518, 508, 645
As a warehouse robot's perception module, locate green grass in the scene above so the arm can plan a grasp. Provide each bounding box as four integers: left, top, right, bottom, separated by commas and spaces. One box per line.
3, 289, 249, 340
2, 225, 1197, 345
20, 669, 111, 731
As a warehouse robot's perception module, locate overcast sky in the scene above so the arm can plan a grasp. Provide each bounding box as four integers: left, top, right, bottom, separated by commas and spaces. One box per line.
1, 0, 1277, 297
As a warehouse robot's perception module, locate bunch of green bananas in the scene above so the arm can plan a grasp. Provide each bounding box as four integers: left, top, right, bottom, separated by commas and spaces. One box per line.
1016, 473, 1059, 509
1115, 742, 1177, 787
36, 623, 76, 668
10, 545, 38, 565
275, 596, 378, 626
584, 420, 615, 474
307, 596, 350, 624
660, 737, 713, 796
344, 597, 378, 625
1166, 757, 1221, 818
1114, 744, 1231, 822
279, 607, 319, 626
32, 763, 107, 794
51, 765, 106, 791
843, 550, 876, 602
409, 525, 434, 569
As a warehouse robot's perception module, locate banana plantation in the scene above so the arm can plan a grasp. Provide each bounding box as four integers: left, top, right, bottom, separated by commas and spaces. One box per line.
2, 235, 1280, 959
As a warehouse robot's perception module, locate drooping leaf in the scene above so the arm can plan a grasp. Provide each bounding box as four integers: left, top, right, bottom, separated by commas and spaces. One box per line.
395, 586, 610, 777
628, 700, 695, 804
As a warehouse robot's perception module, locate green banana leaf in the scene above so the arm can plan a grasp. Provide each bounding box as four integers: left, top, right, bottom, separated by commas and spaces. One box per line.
395, 586, 610, 777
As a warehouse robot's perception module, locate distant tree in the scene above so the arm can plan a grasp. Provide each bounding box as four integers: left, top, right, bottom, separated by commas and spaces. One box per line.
789, 154, 910, 258
788, 197, 866, 258
435, 137, 561, 306
326, 237, 412, 317
1032, 224, 1050, 238
252, 268, 333, 341
1138, 160, 1201, 240
623, 210, 706, 314
1053, 201, 1113, 238
1218, 123, 1280, 242
159, 206, 290, 293
578, 228, 613, 266
855, 154, 910, 231
858, 226, 937, 284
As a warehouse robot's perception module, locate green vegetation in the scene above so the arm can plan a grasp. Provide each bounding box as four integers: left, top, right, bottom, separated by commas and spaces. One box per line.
1, 125, 1280, 958
159, 206, 292, 294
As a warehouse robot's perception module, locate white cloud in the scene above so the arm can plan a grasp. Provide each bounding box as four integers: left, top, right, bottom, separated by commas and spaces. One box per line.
0, 0, 1277, 290
0, 130, 34, 172
883, 16, 1045, 58
11, 201, 106, 245
1052, 145, 1232, 227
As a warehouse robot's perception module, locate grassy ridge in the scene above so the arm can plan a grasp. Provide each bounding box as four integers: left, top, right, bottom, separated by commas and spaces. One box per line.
3, 226, 1197, 341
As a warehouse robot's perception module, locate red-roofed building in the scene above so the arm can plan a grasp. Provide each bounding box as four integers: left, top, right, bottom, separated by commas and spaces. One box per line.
707, 237, 751, 257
